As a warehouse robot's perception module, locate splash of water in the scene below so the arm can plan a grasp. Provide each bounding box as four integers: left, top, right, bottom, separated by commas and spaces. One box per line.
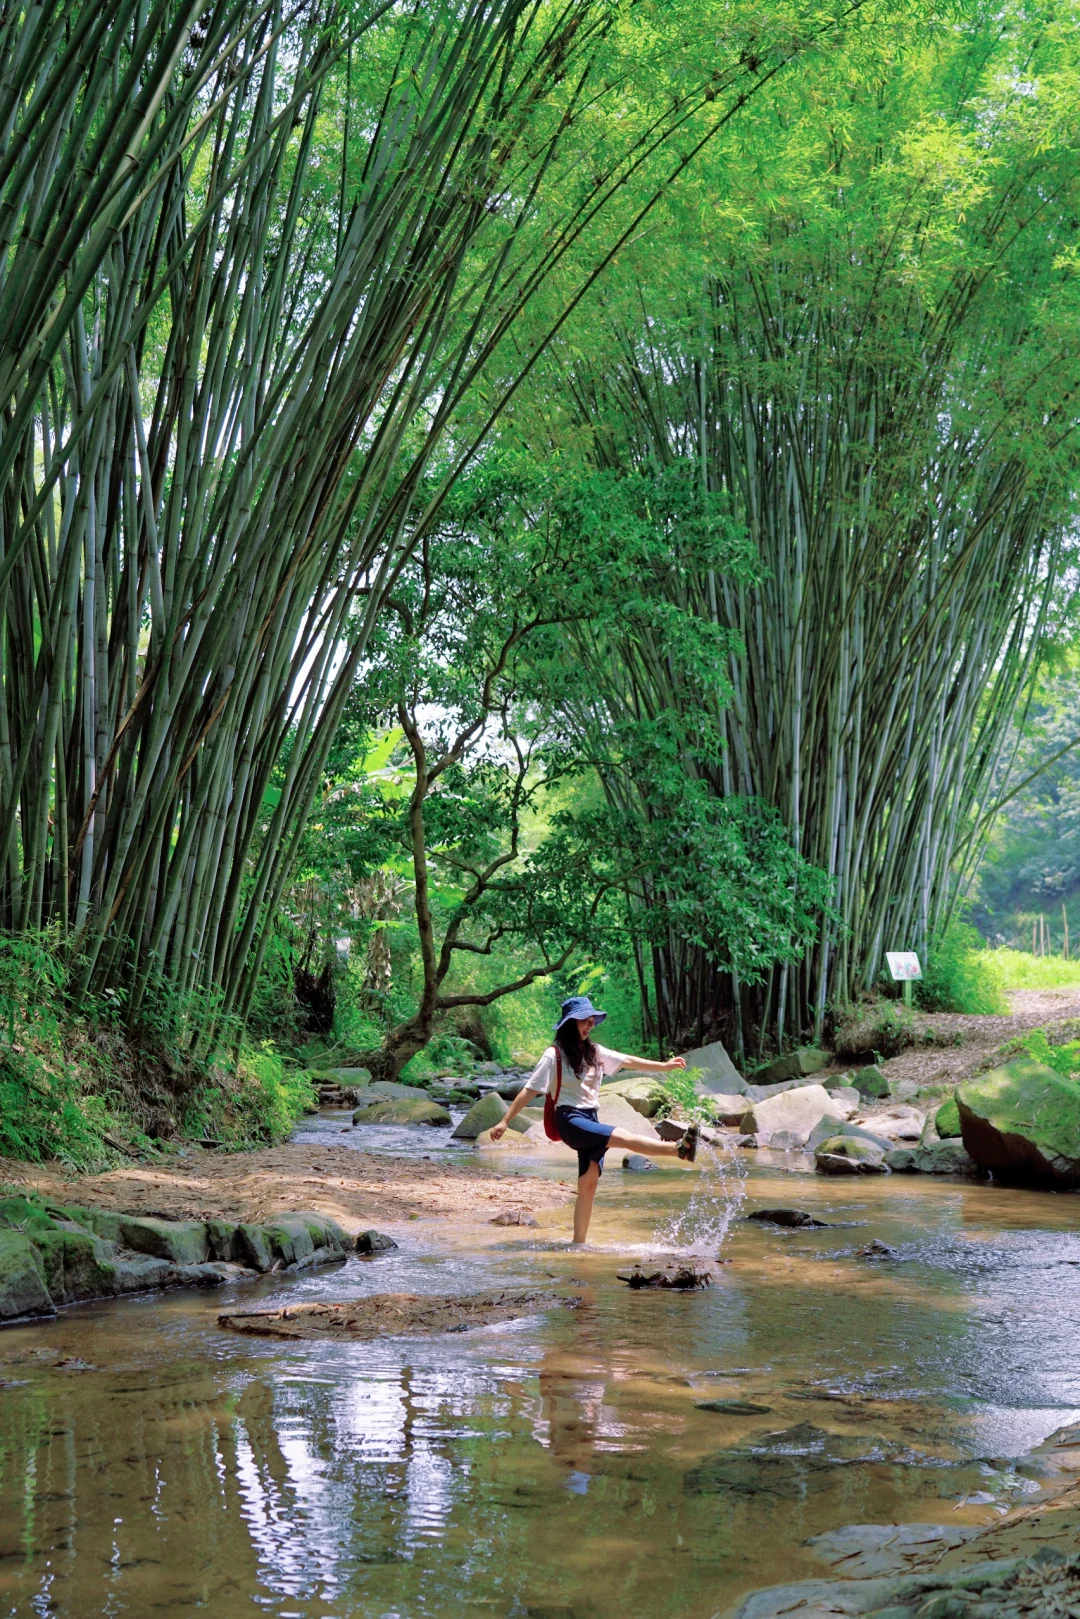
656, 1137, 748, 1256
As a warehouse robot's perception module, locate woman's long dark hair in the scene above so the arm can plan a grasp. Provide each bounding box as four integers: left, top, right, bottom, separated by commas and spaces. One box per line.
555, 1021, 597, 1077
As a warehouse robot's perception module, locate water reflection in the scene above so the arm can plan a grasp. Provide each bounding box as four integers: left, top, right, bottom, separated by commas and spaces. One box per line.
1, 1166, 1079, 1618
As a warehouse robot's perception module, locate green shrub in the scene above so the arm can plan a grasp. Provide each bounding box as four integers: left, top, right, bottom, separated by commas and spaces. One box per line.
654, 1067, 716, 1124
916, 922, 1007, 1015
1016, 1028, 1080, 1081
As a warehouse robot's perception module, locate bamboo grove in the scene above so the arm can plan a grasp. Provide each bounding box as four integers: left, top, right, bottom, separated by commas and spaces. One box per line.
0, 0, 839, 1036
536, 14, 1080, 1049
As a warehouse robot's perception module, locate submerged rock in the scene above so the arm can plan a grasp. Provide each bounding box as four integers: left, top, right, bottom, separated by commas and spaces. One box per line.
814, 1136, 889, 1174
220, 1289, 566, 1340
0, 1197, 351, 1320
621, 1153, 654, 1172
695, 1398, 772, 1415
958, 1059, 1080, 1185
727, 1551, 1077, 1619
857, 1239, 899, 1259
805, 1520, 986, 1578
355, 1230, 399, 1254
489, 1210, 539, 1226
746, 1208, 829, 1228
617, 1265, 712, 1290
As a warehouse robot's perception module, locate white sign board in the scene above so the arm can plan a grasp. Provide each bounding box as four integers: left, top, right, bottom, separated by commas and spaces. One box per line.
886, 951, 922, 981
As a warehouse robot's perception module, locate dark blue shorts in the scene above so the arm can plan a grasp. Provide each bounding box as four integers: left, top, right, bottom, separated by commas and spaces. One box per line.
555, 1105, 614, 1179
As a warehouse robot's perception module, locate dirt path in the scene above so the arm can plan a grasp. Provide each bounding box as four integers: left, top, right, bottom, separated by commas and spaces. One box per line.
866, 988, 1080, 1097
0, 1141, 573, 1231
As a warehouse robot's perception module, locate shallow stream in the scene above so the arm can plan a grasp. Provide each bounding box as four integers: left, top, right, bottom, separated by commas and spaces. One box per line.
1, 1125, 1079, 1618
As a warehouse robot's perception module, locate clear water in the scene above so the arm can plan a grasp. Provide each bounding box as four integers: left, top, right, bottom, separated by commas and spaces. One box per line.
1, 1134, 1079, 1618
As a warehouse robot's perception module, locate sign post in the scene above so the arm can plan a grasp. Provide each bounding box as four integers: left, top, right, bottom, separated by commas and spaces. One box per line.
886, 951, 922, 1007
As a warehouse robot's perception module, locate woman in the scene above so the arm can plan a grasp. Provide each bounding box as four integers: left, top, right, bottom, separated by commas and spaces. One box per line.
490, 995, 698, 1244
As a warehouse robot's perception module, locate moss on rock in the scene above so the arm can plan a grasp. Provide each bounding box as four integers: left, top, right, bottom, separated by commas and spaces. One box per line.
957, 1059, 1080, 1185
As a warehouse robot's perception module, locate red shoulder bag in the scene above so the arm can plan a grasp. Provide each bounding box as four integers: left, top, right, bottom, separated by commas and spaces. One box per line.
543, 1048, 563, 1140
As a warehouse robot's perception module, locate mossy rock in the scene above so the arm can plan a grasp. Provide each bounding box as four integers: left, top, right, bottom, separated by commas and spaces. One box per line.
849, 1064, 891, 1100
814, 1136, 888, 1175
957, 1059, 1080, 1185
351, 1097, 451, 1127
0, 1229, 54, 1320
451, 1092, 507, 1139
934, 1097, 961, 1138
599, 1075, 666, 1118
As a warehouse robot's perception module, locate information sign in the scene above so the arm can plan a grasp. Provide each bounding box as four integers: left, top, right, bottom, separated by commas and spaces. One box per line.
886, 951, 922, 981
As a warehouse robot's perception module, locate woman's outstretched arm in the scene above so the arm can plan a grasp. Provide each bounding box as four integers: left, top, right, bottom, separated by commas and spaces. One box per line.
488, 1086, 544, 1141
618, 1053, 687, 1074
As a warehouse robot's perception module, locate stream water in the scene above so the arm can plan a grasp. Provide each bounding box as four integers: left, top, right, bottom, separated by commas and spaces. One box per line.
1, 1125, 1079, 1619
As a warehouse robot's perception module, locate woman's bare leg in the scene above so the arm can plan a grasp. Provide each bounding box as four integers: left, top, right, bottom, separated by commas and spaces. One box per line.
573, 1161, 602, 1244
604, 1128, 683, 1158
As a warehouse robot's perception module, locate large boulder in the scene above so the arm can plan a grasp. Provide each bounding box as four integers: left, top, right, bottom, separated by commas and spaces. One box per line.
958, 1059, 1080, 1185
856, 1105, 924, 1140
886, 1140, 979, 1176
754, 1047, 828, 1086
814, 1136, 888, 1174
597, 1092, 660, 1138
451, 1092, 508, 1139
599, 1075, 666, 1117
367, 1081, 430, 1100
740, 1084, 846, 1147
677, 1040, 746, 1095
351, 1097, 451, 1126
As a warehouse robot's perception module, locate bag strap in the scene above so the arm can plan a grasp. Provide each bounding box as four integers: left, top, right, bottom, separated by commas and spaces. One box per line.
553, 1047, 562, 1107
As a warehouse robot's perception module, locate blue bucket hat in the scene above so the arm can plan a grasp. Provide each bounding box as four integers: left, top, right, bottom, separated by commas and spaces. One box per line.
554, 995, 607, 1032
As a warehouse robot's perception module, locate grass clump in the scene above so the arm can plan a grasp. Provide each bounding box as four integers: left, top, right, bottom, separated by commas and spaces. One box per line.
916, 922, 1007, 1015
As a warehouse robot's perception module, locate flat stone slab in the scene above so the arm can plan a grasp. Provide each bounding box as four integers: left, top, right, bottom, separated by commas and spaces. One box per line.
218, 1289, 565, 1340
805, 1521, 984, 1579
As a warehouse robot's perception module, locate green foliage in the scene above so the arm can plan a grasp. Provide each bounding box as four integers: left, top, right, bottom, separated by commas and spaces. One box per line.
1017, 1029, 1080, 1083
0, 932, 309, 1164
0, 933, 113, 1167
180, 1046, 317, 1149
654, 1068, 716, 1125
916, 923, 1008, 1016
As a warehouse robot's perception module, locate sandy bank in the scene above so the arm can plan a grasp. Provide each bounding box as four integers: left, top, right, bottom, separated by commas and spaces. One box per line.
0, 1140, 574, 1233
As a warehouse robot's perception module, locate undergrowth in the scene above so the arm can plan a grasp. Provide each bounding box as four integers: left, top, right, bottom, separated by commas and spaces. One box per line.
0, 932, 313, 1167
